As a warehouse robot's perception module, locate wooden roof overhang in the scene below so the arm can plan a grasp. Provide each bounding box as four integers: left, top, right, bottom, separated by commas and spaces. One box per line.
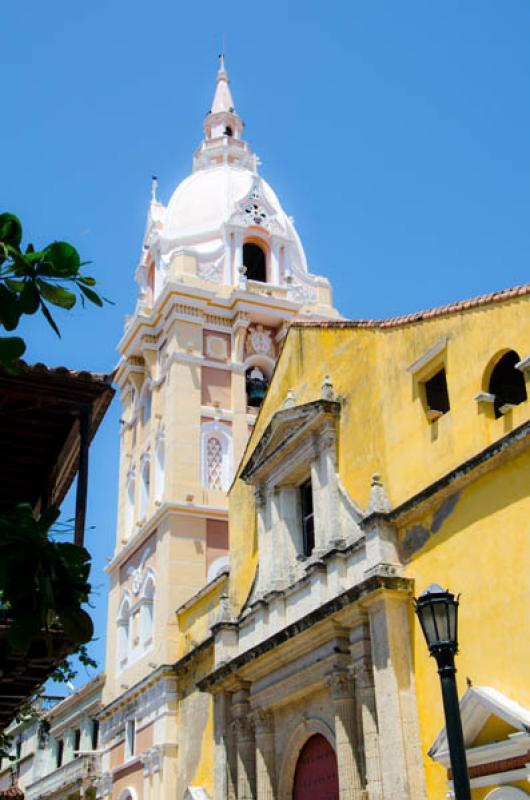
0, 362, 114, 731
0, 361, 115, 541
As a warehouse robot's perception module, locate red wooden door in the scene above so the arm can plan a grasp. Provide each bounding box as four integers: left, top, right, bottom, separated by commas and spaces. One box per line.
292, 734, 339, 800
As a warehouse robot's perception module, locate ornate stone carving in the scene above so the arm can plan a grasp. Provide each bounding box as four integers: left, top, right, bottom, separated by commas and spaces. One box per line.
247, 325, 273, 356
232, 715, 254, 742
288, 279, 317, 304
250, 709, 274, 735
198, 257, 224, 282
325, 668, 355, 701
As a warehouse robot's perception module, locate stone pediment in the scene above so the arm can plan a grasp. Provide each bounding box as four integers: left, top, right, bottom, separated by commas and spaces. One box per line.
241, 399, 340, 485
429, 686, 530, 787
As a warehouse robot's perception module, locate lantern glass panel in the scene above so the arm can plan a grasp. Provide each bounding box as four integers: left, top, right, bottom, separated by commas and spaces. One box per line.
418, 603, 438, 648
433, 600, 451, 643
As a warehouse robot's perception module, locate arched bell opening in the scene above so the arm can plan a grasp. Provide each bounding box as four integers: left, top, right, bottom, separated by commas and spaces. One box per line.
243, 241, 267, 282
487, 349, 527, 418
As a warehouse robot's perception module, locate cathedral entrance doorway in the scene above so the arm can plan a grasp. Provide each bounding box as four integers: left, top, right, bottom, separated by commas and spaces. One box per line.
292, 734, 339, 800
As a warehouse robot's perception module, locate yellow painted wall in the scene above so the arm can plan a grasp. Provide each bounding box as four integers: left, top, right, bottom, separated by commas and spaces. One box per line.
228, 294, 530, 612
403, 447, 530, 798
224, 291, 530, 797
177, 574, 228, 658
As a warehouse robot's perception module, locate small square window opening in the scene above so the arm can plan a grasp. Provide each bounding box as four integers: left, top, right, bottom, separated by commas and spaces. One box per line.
424, 369, 450, 418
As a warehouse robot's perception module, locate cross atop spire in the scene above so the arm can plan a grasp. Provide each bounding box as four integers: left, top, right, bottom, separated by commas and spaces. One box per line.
211, 53, 236, 115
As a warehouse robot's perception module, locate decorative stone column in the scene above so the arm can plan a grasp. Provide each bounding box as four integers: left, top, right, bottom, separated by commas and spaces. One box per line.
366, 594, 426, 800
252, 710, 276, 800
311, 418, 341, 554
352, 659, 383, 800
214, 691, 235, 800
255, 485, 272, 597
232, 685, 256, 800
326, 668, 366, 800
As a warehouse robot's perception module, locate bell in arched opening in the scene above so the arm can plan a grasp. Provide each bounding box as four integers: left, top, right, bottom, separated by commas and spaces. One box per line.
246, 366, 268, 407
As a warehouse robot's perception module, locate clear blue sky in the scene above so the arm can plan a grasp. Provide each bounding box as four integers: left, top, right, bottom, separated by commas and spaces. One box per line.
2, 1, 529, 683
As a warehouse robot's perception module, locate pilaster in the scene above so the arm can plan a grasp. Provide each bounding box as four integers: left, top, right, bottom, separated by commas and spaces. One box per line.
326, 667, 366, 800
252, 710, 276, 800
366, 594, 426, 800
214, 690, 237, 800
232, 685, 256, 800
311, 421, 340, 553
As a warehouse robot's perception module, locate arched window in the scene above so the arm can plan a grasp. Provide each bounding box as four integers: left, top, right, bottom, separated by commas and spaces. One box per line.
243, 242, 267, 282
154, 431, 165, 502
201, 423, 232, 492
117, 596, 131, 670
140, 573, 155, 648
488, 350, 527, 418
207, 437, 223, 490
224, 125, 233, 137
140, 383, 152, 425
125, 469, 135, 538
140, 455, 150, 519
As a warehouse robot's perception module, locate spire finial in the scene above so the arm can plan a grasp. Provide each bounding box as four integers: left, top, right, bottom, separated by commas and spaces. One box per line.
211, 52, 235, 114
151, 175, 158, 203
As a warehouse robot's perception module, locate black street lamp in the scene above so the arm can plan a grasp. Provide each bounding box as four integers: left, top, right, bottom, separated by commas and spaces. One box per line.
414, 584, 471, 800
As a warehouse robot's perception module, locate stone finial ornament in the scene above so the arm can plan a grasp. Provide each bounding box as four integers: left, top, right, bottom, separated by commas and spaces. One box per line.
238, 263, 247, 289
283, 389, 295, 409
321, 374, 334, 401
218, 592, 233, 624
367, 473, 392, 514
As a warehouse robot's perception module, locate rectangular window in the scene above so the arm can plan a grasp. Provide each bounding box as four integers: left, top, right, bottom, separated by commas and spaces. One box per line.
125, 718, 136, 760
424, 369, 450, 418
56, 739, 64, 768
74, 728, 81, 756
91, 719, 99, 751
300, 479, 315, 557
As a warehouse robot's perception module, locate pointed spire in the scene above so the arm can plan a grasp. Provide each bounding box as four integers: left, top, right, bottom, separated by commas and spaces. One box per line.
194, 55, 255, 172
211, 52, 235, 114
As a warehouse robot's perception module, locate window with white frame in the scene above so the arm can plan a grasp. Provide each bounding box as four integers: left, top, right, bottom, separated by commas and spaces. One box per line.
140, 455, 150, 519
125, 718, 136, 760
117, 595, 130, 670
140, 573, 155, 647
201, 422, 232, 492
154, 430, 165, 502
140, 382, 152, 425
125, 468, 135, 538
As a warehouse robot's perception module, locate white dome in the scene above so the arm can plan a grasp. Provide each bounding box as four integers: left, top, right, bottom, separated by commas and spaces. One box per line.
163, 165, 284, 241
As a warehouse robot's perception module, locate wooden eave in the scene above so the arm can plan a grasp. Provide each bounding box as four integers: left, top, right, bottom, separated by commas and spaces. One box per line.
0, 362, 115, 511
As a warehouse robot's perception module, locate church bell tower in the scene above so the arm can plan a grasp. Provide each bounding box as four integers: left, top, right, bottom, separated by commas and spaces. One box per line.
98, 55, 339, 798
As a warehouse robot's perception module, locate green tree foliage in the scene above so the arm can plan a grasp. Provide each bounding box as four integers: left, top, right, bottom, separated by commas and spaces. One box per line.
0, 504, 93, 650
0, 212, 108, 371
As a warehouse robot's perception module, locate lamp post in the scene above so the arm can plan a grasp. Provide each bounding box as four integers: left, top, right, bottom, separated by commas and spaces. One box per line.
414, 584, 471, 800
